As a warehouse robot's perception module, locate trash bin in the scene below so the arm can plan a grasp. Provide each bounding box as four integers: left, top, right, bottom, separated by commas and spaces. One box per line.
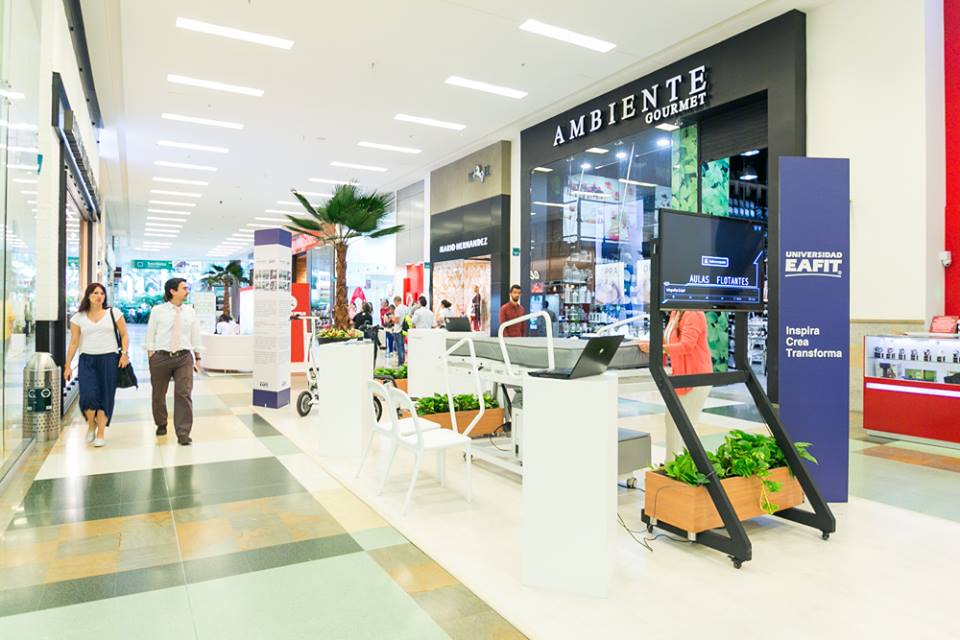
22, 352, 61, 442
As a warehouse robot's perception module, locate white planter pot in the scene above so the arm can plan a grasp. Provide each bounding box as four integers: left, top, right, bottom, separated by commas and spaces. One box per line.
314, 341, 375, 457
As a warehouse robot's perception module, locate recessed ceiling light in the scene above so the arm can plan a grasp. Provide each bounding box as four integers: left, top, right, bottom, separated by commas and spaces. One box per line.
445, 76, 527, 99
149, 200, 197, 207
532, 167, 553, 173
265, 209, 303, 215
357, 141, 421, 155
619, 178, 657, 187
256, 217, 288, 222
2, 145, 39, 153
151, 189, 202, 198
157, 140, 229, 154
8, 164, 39, 171
616, 151, 628, 160
26, 200, 36, 205
145, 232, 178, 238
586, 147, 608, 154
655, 123, 680, 132
308, 178, 358, 186
152, 176, 209, 186
20, 190, 37, 195
147, 216, 185, 223
167, 74, 263, 97
330, 161, 387, 173
519, 19, 615, 53
145, 222, 183, 228
12, 178, 38, 184
656, 138, 671, 148
161, 113, 243, 130
393, 113, 466, 131
276, 200, 326, 208
147, 209, 192, 215
175, 17, 294, 50
0, 89, 25, 100
154, 160, 218, 172
246, 223, 276, 228
740, 149, 760, 157
532, 201, 566, 208
579, 163, 592, 170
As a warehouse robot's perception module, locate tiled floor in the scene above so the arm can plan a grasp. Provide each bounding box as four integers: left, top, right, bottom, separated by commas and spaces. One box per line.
0, 343, 524, 639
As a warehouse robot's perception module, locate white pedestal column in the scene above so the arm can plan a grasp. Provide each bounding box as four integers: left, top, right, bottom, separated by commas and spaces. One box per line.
521, 372, 618, 598
316, 341, 375, 457
407, 328, 480, 397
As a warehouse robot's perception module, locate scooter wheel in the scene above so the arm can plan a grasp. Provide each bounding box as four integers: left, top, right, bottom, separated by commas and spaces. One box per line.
373, 396, 383, 422
296, 391, 313, 417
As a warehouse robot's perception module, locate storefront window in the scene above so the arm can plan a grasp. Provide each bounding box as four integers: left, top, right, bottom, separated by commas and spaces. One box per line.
0, 0, 42, 471
529, 127, 673, 337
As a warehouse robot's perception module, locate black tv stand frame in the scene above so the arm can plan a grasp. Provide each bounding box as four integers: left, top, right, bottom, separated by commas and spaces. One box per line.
640, 238, 835, 569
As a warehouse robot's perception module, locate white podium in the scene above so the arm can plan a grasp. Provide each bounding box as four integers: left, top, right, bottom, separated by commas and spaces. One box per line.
521, 372, 618, 597
315, 341, 374, 457
407, 328, 478, 397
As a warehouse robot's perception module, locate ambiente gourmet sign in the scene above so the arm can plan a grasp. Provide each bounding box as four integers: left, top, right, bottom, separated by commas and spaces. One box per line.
552, 65, 709, 147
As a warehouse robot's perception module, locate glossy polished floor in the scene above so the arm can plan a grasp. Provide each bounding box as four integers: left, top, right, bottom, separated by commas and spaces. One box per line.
0, 341, 523, 639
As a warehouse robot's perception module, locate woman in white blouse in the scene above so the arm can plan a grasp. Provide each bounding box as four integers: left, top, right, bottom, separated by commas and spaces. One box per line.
64, 283, 130, 447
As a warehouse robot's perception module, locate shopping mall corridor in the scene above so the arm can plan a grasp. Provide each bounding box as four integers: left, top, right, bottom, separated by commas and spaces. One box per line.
0, 327, 523, 639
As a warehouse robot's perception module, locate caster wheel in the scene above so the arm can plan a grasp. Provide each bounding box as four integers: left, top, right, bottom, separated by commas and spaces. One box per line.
296, 391, 313, 417
822, 532, 831, 541
646, 524, 654, 534
732, 558, 743, 570
626, 477, 637, 489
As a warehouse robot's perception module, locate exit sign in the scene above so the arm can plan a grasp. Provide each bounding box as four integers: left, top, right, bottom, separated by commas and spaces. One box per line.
133, 260, 173, 270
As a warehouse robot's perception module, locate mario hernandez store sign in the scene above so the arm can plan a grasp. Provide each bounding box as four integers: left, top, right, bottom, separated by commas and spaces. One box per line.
553, 65, 709, 147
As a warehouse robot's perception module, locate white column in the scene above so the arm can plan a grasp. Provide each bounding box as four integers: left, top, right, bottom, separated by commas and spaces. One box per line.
521, 372, 618, 597
252, 229, 293, 408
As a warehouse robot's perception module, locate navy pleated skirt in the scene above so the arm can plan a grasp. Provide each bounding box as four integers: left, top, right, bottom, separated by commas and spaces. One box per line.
78, 352, 119, 423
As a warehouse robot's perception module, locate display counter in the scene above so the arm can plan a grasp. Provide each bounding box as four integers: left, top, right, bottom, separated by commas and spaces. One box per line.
863, 334, 960, 447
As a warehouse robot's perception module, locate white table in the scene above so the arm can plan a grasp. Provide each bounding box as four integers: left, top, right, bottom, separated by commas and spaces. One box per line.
201, 333, 254, 372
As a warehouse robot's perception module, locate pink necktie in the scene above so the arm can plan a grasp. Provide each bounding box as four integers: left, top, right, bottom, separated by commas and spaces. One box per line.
171, 306, 182, 351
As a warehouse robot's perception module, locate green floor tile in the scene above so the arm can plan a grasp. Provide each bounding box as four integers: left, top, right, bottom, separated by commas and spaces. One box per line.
258, 436, 301, 456
703, 403, 764, 423
0, 584, 44, 618
0, 585, 196, 640
244, 534, 361, 573
235, 413, 283, 438
351, 527, 408, 551
187, 552, 448, 640
114, 563, 186, 596
411, 584, 490, 623
38, 573, 118, 611
167, 482, 305, 511
163, 457, 303, 498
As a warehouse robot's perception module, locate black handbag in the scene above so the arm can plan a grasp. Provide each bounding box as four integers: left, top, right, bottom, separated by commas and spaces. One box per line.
110, 308, 138, 389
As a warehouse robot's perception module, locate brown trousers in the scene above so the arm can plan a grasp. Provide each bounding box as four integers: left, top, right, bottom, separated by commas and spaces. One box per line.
149, 351, 194, 437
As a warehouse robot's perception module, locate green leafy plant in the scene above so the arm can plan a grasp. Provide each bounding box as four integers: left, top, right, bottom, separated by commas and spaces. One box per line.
661, 429, 817, 514
414, 393, 498, 416
317, 326, 362, 340
200, 263, 250, 318
286, 184, 402, 330
374, 364, 408, 379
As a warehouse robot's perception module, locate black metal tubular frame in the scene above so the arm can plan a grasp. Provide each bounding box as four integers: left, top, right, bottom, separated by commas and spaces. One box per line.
640, 233, 835, 567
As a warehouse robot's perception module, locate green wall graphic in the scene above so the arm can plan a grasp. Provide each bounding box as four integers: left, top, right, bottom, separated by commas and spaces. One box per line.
701, 158, 730, 217
670, 126, 698, 212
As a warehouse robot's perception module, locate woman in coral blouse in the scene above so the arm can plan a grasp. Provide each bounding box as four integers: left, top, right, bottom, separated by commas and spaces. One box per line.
638, 310, 713, 461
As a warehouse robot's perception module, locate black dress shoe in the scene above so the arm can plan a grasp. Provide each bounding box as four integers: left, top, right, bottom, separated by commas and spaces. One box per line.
156, 426, 167, 436
177, 436, 192, 446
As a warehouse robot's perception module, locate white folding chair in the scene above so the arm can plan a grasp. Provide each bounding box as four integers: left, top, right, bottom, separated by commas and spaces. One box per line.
386, 385, 473, 514
356, 380, 442, 491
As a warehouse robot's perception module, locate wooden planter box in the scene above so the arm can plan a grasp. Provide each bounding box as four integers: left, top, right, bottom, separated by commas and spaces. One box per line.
644, 466, 803, 533
418, 407, 506, 438
394, 378, 408, 393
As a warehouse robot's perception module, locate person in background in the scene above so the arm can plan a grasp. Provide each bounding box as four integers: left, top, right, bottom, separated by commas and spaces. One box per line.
533, 299, 557, 337
215, 314, 238, 335
64, 283, 130, 448
436, 299, 454, 327
146, 278, 203, 446
392, 295, 409, 365
498, 284, 526, 337
636, 310, 712, 461
353, 301, 374, 330
470, 285, 482, 331
384, 303, 396, 355
412, 295, 435, 329
379, 299, 390, 327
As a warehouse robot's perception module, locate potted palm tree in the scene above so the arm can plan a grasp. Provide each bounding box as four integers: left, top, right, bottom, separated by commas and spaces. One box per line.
200, 262, 250, 318
286, 184, 402, 334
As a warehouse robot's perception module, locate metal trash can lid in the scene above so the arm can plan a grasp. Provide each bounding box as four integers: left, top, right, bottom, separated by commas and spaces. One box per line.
24, 352, 58, 372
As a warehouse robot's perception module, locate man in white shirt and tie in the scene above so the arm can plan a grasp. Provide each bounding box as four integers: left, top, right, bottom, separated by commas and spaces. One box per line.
145, 278, 203, 445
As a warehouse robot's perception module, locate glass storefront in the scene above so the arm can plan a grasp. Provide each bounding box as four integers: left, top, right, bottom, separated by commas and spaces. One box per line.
0, 0, 42, 471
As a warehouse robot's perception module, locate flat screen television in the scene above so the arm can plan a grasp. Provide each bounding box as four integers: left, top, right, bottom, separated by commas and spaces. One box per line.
657, 208, 766, 311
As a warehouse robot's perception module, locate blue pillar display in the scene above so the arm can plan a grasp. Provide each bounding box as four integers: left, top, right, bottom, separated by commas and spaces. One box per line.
778, 157, 850, 503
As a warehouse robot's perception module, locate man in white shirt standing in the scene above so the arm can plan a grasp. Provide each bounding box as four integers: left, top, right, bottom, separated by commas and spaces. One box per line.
411, 296, 436, 329
145, 278, 203, 445
392, 295, 409, 366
